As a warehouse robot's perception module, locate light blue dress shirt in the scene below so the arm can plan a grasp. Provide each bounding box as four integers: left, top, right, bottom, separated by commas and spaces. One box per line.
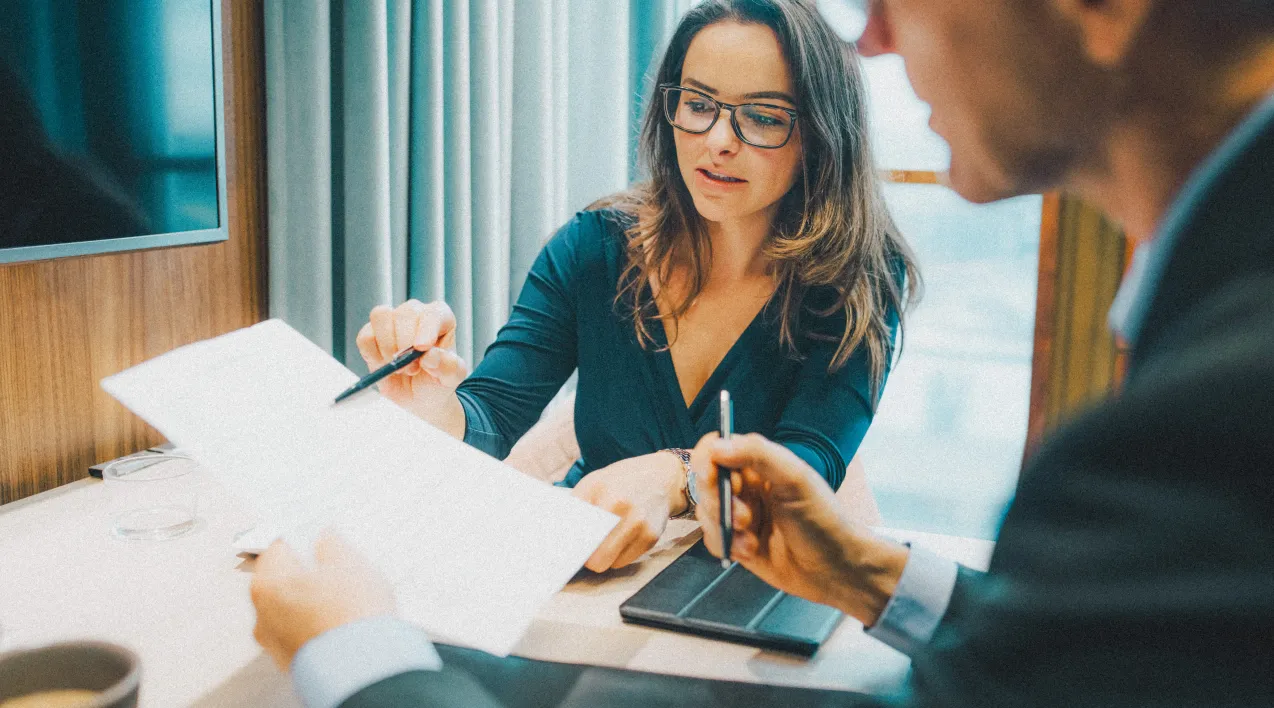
291, 89, 1274, 705
1108, 89, 1274, 344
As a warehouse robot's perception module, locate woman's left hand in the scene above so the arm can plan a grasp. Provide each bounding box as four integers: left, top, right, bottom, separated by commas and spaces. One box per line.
572, 452, 688, 572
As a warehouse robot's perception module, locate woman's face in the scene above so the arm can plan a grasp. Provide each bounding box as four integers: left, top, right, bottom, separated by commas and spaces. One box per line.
673, 21, 803, 229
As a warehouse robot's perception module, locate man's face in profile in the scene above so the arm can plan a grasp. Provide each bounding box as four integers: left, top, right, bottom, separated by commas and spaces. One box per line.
839, 0, 1116, 203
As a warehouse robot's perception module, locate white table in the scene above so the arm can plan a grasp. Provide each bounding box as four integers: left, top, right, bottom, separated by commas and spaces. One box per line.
0, 476, 993, 707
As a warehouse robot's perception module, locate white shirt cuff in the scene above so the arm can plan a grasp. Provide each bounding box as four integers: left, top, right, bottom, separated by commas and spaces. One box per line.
290, 615, 443, 708
865, 544, 959, 657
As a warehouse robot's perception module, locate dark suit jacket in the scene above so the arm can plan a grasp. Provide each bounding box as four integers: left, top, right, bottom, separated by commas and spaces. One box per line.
340, 109, 1274, 708
904, 103, 1274, 707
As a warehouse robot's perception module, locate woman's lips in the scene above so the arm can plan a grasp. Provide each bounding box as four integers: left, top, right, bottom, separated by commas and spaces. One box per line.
697, 168, 747, 186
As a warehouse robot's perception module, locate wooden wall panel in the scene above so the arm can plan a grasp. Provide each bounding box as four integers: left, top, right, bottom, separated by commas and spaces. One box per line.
1025, 193, 1062, 456
0, 0, 267, 505
1024, 194, 1126, 459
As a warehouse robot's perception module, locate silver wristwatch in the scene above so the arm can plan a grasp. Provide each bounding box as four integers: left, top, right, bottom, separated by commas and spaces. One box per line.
667, 448, 698, 518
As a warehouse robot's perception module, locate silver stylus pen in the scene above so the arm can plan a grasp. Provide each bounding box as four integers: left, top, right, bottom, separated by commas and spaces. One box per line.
719, 390, 734, 569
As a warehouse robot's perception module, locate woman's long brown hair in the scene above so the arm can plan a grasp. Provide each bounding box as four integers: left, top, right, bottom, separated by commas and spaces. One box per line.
610, 0, 920, 400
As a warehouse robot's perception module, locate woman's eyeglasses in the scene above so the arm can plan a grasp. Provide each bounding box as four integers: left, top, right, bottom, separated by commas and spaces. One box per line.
659, 84, 799, 149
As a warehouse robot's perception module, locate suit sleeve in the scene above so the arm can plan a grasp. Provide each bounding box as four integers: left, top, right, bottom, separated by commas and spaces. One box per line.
291, 617, 443, 708
865, 546, 977, 656
338, 669, 507, 708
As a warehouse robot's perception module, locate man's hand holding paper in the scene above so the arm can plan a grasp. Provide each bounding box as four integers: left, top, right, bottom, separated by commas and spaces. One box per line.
101, 319, 618, 657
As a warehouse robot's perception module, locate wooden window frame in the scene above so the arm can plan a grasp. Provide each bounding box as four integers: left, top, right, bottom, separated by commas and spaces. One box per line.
879, 169, 942, 185
878, 169, 1064, 464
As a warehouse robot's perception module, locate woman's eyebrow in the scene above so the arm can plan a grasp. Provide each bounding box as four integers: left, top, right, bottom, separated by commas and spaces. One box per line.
683, 78, 796, 105
742, 90, 797, 105
683, 78, 719, 94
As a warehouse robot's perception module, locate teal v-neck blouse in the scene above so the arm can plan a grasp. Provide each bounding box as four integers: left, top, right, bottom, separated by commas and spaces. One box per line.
454, 208, 897, 490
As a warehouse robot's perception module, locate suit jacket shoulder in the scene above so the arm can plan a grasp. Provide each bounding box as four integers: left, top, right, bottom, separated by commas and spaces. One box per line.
908, 106, 1274, 708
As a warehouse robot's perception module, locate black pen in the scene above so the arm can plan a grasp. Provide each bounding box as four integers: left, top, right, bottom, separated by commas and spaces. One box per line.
719, 389, 734, 569
333, 347, 427, 404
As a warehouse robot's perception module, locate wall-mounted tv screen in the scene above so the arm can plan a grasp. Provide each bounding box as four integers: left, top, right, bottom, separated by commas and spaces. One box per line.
0, 0, 226, 265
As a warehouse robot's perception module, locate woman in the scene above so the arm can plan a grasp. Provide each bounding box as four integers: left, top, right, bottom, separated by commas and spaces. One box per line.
357, 0, 919, 572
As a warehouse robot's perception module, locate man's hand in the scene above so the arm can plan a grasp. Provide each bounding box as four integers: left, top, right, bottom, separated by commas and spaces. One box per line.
572, 451, 687, 572
691, 433, 908, 626
250, 532, 396, 670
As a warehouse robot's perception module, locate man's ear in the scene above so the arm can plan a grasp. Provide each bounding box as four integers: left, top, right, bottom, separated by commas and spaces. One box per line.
1051, 0, 1158, 67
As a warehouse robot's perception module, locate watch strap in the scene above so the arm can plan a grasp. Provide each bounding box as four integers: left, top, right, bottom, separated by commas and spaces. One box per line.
666, 448, 697, 519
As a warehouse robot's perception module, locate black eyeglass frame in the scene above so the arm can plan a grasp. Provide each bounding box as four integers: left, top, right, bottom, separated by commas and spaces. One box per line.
657, 83, 800, 150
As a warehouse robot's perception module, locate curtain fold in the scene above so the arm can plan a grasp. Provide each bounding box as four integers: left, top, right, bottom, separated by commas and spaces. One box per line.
267, 0, 687, 368
265, 1, 333, 351
337, 0, 393, 364
387, 0, 411, 305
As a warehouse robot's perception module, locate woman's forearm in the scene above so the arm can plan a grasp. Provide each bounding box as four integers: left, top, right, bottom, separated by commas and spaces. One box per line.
407, 390, 467, 441
654, 450, 691, 516
436, 392, 466, 440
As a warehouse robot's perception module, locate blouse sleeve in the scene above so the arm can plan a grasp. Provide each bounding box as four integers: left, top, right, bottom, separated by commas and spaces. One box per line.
453, 212, 595, 459
771, 300, 900, 491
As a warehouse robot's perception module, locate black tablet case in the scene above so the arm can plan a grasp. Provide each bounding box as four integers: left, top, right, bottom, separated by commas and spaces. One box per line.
619, 540, 843, 656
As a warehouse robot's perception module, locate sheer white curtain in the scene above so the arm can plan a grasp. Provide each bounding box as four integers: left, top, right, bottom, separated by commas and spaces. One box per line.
266, 0, 688, 368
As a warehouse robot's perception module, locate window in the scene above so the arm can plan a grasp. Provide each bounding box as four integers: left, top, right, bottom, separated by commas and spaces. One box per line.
858, 56, 1041, 540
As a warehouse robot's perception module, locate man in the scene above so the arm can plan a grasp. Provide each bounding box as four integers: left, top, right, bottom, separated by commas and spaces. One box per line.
251, 0, 1274, 705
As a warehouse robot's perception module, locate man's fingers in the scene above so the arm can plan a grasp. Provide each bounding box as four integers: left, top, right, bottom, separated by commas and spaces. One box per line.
250, 540, 304, 615
731, 530, 760, 561
252, 619, 289, 670
705, 433, 772, 468
262, 640, 289, 671
700, 494, 755, 563
313, 530, 358, 567
690, 433, 720, 504
708, 433, 816, 490
733, 497, 754, 531
701, 521, 723, 559
738, 466, 766, 491
254, 539, 306, 579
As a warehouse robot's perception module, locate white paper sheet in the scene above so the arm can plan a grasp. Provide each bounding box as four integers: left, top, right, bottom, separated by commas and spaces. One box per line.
101, 319, 617, 657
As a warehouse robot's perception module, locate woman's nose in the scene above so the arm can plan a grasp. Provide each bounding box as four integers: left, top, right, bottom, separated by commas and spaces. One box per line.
705, 108, 740, 153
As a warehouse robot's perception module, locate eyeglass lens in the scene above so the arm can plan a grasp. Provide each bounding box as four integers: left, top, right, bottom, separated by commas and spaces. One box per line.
663, 88, 793, 148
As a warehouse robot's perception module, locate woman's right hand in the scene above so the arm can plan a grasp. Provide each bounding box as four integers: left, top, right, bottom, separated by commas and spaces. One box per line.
355, 300, 469, 438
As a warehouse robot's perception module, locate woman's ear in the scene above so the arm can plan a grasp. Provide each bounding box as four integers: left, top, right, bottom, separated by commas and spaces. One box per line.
1050, 0, 1157, 67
